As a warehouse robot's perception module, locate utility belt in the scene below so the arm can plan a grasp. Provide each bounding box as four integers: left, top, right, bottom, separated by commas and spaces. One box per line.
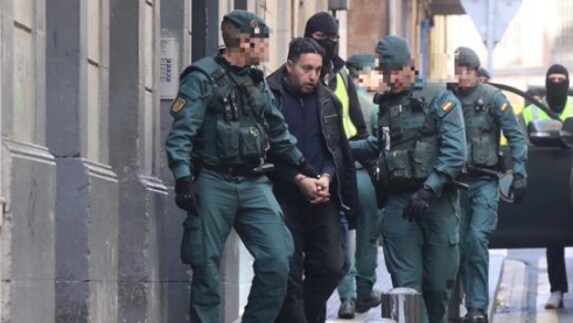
461, 164, 501, 179
202, 162, 275, 177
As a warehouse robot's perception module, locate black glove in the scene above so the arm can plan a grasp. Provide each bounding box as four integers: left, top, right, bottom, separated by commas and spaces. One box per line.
509, 173, 527, 204
403, 186, 434, 222
175, 176, 199, 214
297, 158, 319, 178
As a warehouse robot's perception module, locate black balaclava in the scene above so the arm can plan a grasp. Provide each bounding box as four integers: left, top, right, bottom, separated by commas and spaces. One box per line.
545, 64, 569, 113
304, 12, 339, 67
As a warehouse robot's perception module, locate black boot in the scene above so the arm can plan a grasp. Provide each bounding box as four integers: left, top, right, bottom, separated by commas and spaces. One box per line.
338, 299, 356, 319
462, 308, 488, 323
355, 293, 382, 313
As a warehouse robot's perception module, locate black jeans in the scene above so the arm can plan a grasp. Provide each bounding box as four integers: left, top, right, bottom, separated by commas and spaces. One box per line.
275, 199, 346, 323
547, 246, 569, 293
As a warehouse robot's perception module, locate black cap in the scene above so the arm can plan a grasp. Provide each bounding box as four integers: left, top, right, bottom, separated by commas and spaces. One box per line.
304, 12, 338, 37
223, 10, 269, 38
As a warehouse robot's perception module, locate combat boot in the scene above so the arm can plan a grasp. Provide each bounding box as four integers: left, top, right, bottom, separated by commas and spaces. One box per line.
338, 298, 356, 319
355, 292, 382, 313
462, 308, 488, 323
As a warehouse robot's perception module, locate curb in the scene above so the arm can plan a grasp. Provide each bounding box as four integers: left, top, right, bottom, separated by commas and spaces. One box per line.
487, 254, 506, 320
490, 259, 529, 322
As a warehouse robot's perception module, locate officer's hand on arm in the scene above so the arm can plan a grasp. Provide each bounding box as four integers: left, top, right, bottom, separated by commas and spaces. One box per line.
174, 176, 199, 214
403, 186, 434, 221
509, 173, 527, 203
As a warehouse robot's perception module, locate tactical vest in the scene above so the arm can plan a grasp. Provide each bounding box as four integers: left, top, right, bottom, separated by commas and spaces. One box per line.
183, 57, 269, 165
376, 83, 445, 189
522, 96, 573, 124
334, 68, 358, 139
459, 83, 500, 168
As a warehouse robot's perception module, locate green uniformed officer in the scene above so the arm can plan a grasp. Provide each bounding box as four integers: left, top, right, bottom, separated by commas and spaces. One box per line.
164, 10, 318, 323
351, 35, 467, 323
453, 47, 527, 323
336, 53, 383, 319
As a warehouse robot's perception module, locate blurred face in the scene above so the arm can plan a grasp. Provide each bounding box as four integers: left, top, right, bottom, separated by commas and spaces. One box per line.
478, 75, 489, 83
455, 65, 478, 89
286, 53, 323, 94
238, 35, 269, 65
382, 65, 415, 93
356, 69, 384, 92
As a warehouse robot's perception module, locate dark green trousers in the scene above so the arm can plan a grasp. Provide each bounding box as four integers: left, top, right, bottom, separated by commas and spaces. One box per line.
381, 189, 460, 323
459, 178, 499, 311
181, 170, 294, 323
337, 169, 381, 301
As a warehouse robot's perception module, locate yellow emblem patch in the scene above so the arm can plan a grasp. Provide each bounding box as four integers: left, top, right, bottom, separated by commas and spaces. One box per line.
500, 102, 508, 112
441, 101, 454, 112
171, 96, 186, 113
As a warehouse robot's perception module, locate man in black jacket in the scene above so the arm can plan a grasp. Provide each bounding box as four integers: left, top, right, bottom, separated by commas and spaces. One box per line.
268, 37, 358, 323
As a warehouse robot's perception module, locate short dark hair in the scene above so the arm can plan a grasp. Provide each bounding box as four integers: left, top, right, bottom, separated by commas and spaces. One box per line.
287, 37, 325, 63
221, 19, 241, 48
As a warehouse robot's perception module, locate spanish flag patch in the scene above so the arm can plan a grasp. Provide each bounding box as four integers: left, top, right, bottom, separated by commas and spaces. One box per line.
441, 101, 454, 112
500, 102, 508, 112
171, 96, 186, 113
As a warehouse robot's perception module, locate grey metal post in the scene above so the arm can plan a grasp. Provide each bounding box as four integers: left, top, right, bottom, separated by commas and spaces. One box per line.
487, 0, 494, 75
381, 287, 423, 323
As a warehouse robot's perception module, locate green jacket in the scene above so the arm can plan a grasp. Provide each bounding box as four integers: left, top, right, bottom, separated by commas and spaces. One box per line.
351, 81, 467, 197
456, 82, 527, 177
165, 54, 303, 180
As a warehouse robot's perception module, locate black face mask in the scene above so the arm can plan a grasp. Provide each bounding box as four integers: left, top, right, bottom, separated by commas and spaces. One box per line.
546, 78, 569, 113
315, 38, 337, 67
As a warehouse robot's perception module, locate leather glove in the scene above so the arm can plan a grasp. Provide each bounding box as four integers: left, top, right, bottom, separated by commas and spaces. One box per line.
509, 173, 527, 204
297, 158, 319, 178
403, 186, 434, 222
175, 176, 199, 214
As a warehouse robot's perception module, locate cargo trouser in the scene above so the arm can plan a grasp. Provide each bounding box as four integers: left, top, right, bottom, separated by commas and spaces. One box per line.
381, 189, 460, 323
337, 169, 381, 301
459, 178, 499, 312
181, 169, 294, 323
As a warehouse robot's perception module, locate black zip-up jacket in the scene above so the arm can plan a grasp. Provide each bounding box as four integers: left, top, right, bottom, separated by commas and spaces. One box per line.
267, 65, 358, 228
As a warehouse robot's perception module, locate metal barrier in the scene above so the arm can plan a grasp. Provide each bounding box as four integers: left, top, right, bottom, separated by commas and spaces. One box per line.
381, 287, 423, 323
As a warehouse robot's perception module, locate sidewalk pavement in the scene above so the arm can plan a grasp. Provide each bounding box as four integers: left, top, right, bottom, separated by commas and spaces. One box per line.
325, 248, 506, 323
492, 248, 573, 323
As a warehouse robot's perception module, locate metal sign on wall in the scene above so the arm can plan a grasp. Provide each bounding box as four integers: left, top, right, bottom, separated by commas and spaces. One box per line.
160, 36, 179, 100
328, 0, 348, 10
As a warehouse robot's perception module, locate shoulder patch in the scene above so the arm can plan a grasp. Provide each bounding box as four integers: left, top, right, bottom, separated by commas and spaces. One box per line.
441, 100, 454, 113
500, 102, 508, 112
171, 96, 187, 113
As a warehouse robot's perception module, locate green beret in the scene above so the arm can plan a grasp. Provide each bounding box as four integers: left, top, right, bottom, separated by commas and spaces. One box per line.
454, 47, 480, 69
224, 10, 269, 38
346, 53, 376, 70
375, 35, 411, 70
477, 67, 490, 79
